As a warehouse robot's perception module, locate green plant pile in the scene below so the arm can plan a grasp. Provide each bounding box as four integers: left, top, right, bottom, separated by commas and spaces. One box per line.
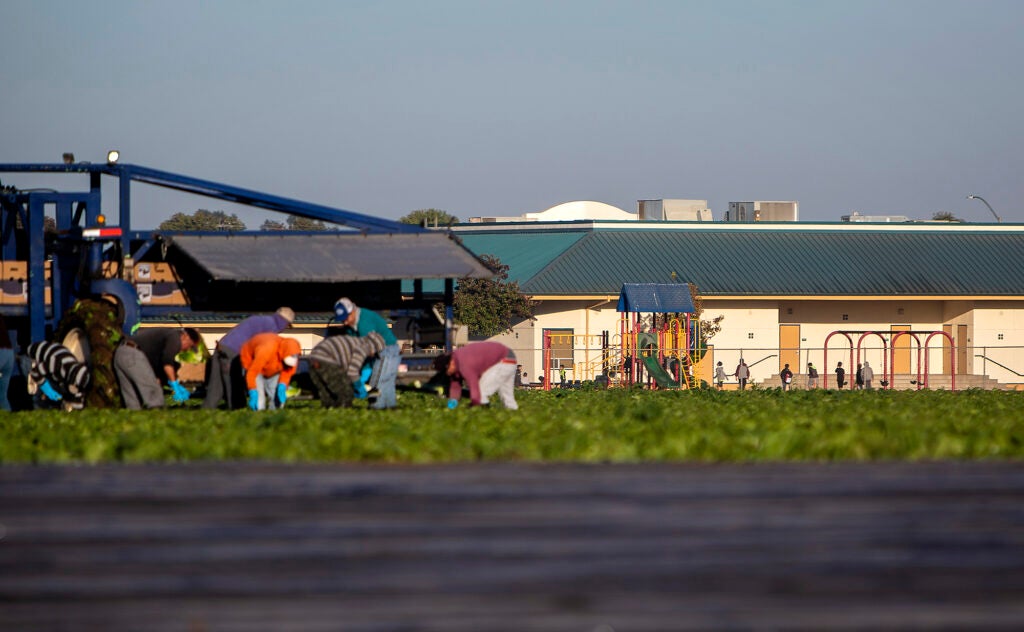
1, 388, 1022, 464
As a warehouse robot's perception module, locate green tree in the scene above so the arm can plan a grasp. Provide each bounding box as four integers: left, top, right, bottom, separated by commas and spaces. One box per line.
932, 211, 962, 222
285, 215, 333, 231
399, 208, 459, 227
453, 254, 534, 337
158, 209, 246, 231
260, 216, 335, 231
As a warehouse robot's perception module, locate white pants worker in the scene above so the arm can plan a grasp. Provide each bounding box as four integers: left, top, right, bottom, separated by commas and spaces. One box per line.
478, 361, 519, 410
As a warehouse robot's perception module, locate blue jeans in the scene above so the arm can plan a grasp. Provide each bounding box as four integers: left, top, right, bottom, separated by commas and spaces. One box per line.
371, 343, 400, 409
0, 348, 14, 411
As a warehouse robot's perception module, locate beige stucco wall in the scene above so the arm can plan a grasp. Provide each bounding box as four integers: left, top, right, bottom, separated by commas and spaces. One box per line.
700, 302, 781, 382
485, 297, 1024, 387
973, 302, 1024, 383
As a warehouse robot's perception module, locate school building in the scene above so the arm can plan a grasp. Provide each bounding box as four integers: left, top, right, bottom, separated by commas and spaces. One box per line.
447, 219, 1024, 390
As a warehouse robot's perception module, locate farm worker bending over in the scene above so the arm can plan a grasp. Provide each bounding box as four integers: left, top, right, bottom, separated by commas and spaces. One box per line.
333, 297, 400, 410
240, 333, 302, 411
203, 307, 294, 410
26, 341, 91, 409
434, 341, 519, 410
114, 327, 201, 409
307, 331, 386, 408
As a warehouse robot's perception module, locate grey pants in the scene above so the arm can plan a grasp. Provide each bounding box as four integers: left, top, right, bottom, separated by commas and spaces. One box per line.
203, 346, 239, 409
114, 345, 164, 410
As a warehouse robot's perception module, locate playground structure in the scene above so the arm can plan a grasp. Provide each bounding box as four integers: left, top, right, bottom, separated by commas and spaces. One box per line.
823, 330, 957, 391
542, 284, 705, 390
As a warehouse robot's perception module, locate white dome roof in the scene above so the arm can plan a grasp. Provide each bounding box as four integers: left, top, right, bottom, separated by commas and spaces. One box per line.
525, 201, 635, 221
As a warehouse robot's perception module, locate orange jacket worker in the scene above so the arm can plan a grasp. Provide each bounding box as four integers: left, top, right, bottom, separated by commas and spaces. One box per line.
240, 333, 302, 410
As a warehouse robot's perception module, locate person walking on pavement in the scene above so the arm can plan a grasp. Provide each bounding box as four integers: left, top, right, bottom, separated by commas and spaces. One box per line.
835, 362, 846, 389
855, 363, 864, 390
714, 361, 728, 389
734, 358, 750, 390
862, 361, 875, 390
806, 362, 819, 389
780, 363, 794, 391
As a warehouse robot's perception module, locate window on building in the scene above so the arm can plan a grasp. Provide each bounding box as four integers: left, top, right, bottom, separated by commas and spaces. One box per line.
748, 332, 754, 339
842, 314, 849, 321
998, 333, 1004, 340
544, 328, 574, 371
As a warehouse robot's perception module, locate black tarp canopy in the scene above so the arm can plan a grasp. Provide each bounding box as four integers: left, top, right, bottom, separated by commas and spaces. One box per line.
168, 232, 493, 283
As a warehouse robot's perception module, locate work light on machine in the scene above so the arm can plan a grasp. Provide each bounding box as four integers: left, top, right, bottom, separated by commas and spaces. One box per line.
106, 150, 120, 165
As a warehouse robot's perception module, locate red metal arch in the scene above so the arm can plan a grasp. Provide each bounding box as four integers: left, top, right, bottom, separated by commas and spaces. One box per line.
823, 331, 855, 389
889, 331, 924, 391
856, 332, 889, 389
924, 331, 957, 391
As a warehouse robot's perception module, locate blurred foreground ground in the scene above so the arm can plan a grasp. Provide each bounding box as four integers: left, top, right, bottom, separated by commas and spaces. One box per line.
2, 461, 1024, 631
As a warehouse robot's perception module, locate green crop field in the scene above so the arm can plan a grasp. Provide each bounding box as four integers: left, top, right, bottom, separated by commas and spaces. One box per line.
2, 388, 1023, 464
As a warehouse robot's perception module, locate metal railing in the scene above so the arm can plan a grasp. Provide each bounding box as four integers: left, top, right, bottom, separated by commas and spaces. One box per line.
975, 354, 1024, 378
516, 344, 1024, 388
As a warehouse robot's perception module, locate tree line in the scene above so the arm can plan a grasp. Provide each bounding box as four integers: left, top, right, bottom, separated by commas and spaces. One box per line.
157, 208, 459, 232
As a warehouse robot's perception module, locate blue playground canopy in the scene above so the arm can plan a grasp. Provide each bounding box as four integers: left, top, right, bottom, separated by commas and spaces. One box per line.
617, 283, 695, 314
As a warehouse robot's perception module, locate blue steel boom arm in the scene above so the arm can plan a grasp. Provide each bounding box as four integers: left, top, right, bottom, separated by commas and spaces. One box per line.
0, 162, 423, 234
0, 160, 426, 343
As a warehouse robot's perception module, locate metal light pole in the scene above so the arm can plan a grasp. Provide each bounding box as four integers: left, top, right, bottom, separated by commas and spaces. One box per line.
967, 194, 1002, 223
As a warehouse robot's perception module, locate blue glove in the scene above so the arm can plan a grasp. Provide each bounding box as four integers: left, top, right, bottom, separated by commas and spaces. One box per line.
169, 380, 190, 403
354, 379, 368, 399
247, 389, 260, 411
447, 398, 458, 410
276, 383, 288, 407
360, 364, 373, 386
40, 380, 62, 401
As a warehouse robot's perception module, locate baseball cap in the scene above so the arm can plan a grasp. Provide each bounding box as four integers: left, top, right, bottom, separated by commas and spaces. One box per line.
334, 297, 356, 322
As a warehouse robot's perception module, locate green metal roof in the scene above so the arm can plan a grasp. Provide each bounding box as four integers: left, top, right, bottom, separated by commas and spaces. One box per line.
453, 226, 1024, 296
454, 230, 587, 283
405, 230, 587, 294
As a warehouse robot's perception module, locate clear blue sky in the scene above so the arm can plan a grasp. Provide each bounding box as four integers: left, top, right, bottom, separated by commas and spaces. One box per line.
3, 0, 1022, 227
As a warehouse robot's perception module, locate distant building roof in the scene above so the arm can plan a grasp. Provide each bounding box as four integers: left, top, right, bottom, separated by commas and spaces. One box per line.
450, 222, 1024, 297
169, 232, 493, 283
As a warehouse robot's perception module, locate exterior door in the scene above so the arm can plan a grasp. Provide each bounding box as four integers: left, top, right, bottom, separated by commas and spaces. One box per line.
891, 325, 911, 375
779, 324, 800, 373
